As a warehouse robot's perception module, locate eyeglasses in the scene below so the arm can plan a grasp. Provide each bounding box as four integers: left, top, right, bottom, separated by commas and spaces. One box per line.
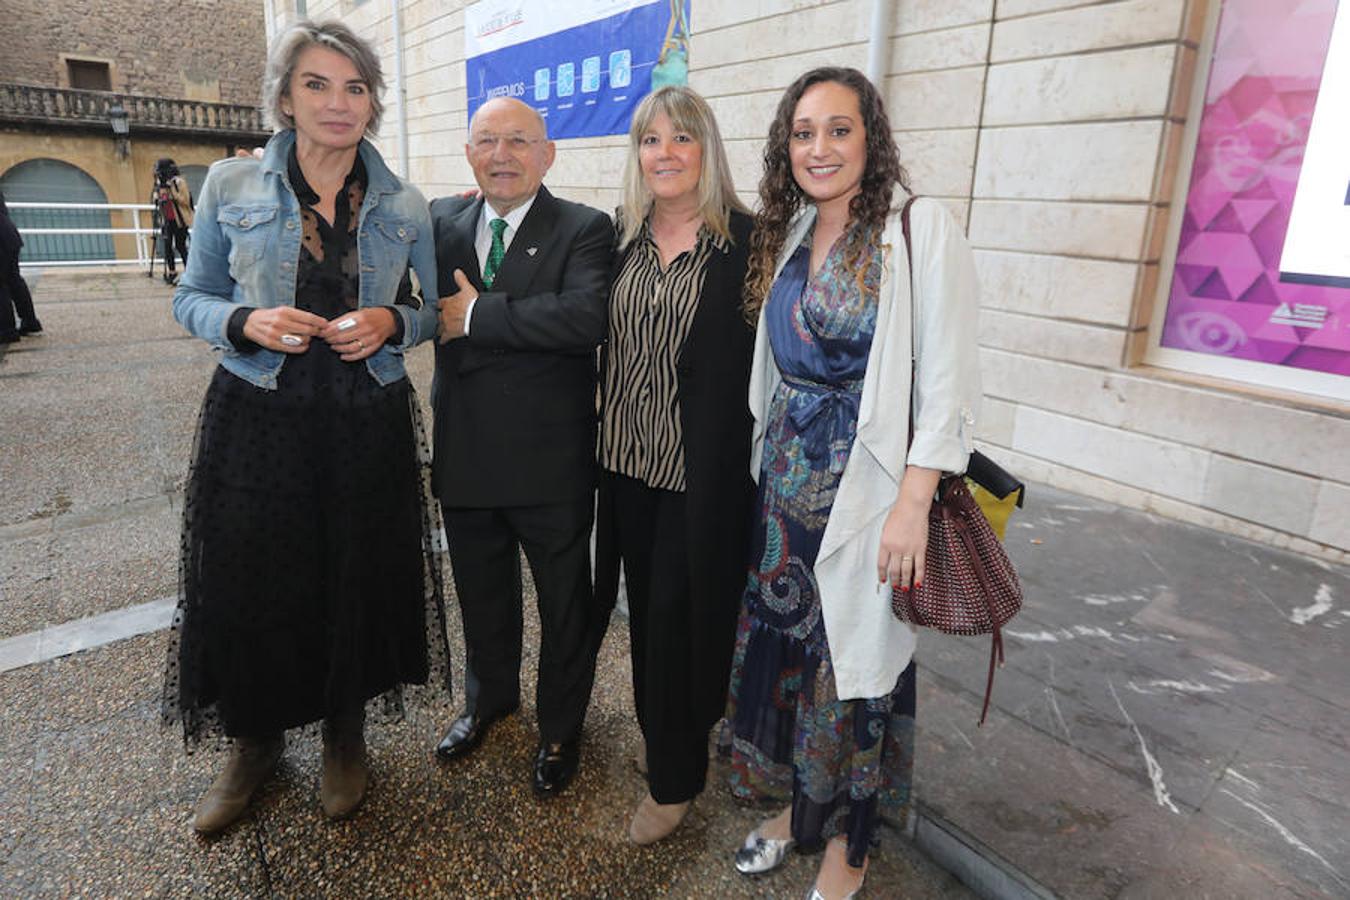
470, 132, 544, 152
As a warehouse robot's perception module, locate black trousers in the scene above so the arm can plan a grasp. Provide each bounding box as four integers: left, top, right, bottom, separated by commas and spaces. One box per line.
162, 224, 188, 273
0, 257, 37, 336
442, 497, 597, 743
608, 471, 711, 804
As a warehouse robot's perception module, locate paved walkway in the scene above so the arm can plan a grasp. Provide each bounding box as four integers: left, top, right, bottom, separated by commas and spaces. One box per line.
0, 272, 969, 898
2, 271, 1347, 898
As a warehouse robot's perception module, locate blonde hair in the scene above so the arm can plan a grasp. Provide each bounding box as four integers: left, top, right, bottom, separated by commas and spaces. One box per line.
618, 86, 747, 249
263, 20, 385, 136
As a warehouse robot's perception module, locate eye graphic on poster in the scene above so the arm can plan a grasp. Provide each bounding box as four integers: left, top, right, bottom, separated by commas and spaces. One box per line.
465, 0, 694, 140
1157, 0, 1350, 389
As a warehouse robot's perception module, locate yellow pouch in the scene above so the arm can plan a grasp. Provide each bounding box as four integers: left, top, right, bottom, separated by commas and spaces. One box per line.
967, 479, 1020, 541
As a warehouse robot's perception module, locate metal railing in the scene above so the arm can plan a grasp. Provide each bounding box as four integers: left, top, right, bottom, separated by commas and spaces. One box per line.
0, 82, 270, 140
10, 201, 159, 268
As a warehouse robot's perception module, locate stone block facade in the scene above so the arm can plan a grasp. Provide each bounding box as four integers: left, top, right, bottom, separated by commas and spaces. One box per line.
275, 0, 1348, 560
1, 0, 266, 105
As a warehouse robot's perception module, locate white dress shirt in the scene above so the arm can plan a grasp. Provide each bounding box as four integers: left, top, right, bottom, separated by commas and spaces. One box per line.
463, 194, 537, 334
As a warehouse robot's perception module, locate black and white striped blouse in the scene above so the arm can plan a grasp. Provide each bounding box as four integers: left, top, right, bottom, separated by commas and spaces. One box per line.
600, 224, 726, 492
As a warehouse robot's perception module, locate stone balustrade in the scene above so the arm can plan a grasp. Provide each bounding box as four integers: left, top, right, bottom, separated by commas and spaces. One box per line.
0, 82, 270, 140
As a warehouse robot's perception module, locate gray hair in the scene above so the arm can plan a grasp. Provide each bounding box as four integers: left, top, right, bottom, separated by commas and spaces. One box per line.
262, 20, 385, 135
618, 86, 747, 249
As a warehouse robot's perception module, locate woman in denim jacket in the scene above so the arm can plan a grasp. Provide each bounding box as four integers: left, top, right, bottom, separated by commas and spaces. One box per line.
163, 20, 452, 835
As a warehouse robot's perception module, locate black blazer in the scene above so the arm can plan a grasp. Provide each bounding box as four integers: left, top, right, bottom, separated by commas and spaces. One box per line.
595, 208, 756, 723
429, 186, 615, 507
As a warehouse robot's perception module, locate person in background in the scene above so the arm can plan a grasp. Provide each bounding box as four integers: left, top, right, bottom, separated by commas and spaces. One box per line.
0, 191, 42, 344
720, 67, 982, 899
592, 85, 755, 845
163, 20, 452, 834
152, 158, 194, 284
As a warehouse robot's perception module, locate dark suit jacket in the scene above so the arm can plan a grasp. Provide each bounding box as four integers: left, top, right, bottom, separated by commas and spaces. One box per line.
594, 208, 756, 723
429, 186, 614, 507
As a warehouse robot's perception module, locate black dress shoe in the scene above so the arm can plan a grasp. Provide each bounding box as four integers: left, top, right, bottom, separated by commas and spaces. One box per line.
434, 707, 515, 761
0, 332, 19, 345
18, 321, 41, 335
532, 739, 580, 798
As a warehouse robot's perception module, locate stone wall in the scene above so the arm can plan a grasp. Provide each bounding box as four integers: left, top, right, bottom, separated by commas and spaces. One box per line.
1, 0, 267, 105
273, 0, 1349, 560
0, 127, 244, 258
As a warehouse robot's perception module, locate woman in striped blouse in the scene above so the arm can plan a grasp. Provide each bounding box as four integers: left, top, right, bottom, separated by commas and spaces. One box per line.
593, 85, 756, 845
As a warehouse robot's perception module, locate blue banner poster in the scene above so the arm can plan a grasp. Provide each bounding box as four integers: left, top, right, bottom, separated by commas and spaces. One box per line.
465, 0, 692, 140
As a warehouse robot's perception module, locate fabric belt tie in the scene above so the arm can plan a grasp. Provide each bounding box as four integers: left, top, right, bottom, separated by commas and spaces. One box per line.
782, 372, 863, 475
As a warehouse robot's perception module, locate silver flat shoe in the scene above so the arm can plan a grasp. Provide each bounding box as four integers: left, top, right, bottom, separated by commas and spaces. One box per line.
804, 875, 865, 899
734, 827, 795, 875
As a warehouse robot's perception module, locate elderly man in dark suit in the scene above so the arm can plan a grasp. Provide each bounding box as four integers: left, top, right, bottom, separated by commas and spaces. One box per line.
429, 97, 613, 797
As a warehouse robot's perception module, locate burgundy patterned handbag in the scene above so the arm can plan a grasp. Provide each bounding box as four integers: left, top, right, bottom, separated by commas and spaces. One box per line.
890, 197, 1023, 726
890, 474, 1023, 725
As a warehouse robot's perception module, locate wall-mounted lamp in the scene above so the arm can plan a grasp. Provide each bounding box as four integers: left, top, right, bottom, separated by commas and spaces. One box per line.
108, 102, 129, 159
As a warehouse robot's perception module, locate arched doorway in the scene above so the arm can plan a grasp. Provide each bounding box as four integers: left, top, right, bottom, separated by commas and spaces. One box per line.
0, 159, 115, 262
180, 164, 209, 205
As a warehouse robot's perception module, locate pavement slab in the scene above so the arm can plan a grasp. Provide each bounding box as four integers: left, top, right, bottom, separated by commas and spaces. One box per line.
0, 614, 971, 898
915, 484, 1349, 899
0, 499, 177, 638
0, 533, 55, 628
915, 674, 1323, 900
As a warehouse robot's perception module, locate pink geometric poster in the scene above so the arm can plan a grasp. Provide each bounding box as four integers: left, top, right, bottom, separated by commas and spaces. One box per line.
1162, 0, 1349, 377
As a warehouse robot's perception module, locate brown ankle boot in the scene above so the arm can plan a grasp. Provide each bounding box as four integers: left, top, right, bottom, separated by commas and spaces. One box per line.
321, 710, 367, 819
192, 734, 284, 834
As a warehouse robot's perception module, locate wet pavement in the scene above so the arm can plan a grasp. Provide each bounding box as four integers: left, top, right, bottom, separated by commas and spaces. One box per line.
0, 272, 971, 898
1, 271, 1346, 898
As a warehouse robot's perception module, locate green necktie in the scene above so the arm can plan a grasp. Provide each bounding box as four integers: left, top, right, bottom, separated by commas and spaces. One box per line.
483, 218, 508, 288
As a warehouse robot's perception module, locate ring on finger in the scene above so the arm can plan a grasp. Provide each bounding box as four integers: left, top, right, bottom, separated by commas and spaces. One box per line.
280, 333, 302, 347
336, 317, 357, 331
357, 338, 366, 351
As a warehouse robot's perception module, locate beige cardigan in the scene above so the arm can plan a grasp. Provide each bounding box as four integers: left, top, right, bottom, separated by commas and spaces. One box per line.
168, 175, 194, 228
748, 197, 982, 700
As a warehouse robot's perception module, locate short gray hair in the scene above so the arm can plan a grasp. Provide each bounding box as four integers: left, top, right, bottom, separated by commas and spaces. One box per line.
262, 20, 385, 136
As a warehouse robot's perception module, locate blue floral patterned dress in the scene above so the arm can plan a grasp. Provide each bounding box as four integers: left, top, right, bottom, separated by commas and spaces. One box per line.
721, 226, 916, 867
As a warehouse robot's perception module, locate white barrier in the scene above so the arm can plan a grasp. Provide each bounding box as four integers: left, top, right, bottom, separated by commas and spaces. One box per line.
8, 201, 159, 268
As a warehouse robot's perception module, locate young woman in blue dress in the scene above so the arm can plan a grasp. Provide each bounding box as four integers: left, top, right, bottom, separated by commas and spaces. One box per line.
720, 67, 983, 899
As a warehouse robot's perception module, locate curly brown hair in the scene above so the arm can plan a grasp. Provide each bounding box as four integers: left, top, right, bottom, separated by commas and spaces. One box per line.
743, 67, 911, 321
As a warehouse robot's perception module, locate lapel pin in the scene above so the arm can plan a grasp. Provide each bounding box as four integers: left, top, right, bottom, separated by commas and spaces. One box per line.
526, 247, 538, 256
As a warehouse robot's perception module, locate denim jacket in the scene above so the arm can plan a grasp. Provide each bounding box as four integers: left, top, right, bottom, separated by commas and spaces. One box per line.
173, 129, 439, 390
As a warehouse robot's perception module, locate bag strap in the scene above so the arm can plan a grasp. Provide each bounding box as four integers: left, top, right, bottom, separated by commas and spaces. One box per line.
901, 194, 954, 486
908, 209, 1006, 726
901, 195, 918, 453
951, 507, 1004, 726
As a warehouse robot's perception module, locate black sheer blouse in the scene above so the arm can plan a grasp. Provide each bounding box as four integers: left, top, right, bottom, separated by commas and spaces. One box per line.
227, 148, 407, 349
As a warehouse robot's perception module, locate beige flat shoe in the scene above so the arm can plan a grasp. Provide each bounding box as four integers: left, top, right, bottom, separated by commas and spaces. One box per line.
628, 792, 690, 845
